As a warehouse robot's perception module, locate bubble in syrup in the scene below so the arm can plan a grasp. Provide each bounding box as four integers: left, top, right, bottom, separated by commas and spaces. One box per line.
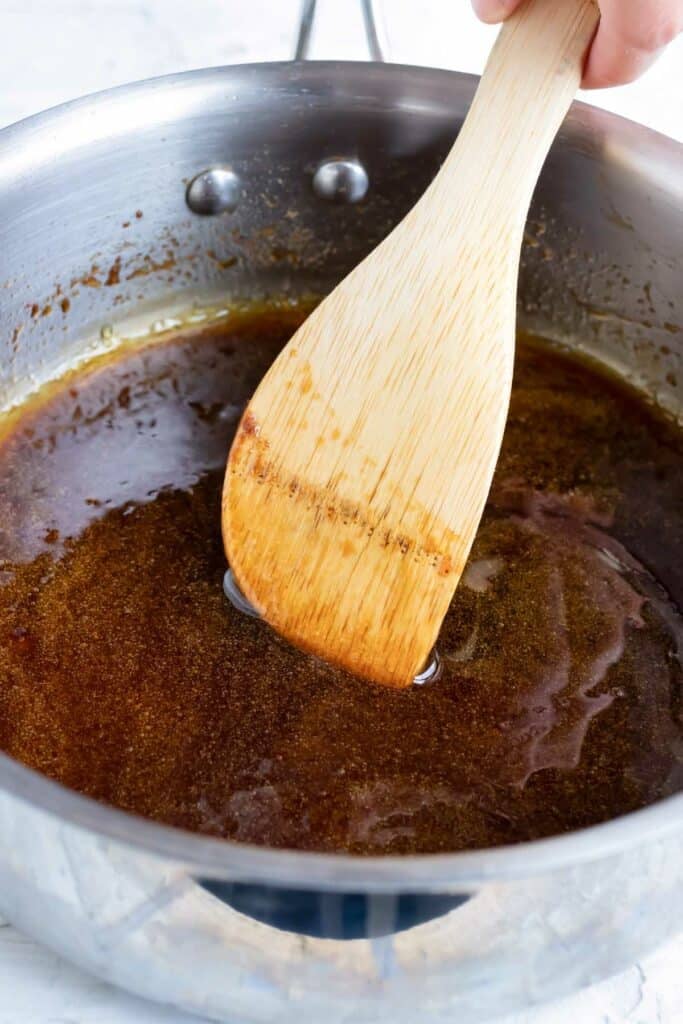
223, 568, 259, 618
223, 567, 443, 686
413, 650, 442, 686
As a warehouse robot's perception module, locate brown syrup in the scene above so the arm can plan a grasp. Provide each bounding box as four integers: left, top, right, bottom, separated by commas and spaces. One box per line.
0, 303, 681, 854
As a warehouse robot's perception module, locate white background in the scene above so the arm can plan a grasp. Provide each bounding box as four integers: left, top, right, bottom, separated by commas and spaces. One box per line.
0, 2, 681, 1022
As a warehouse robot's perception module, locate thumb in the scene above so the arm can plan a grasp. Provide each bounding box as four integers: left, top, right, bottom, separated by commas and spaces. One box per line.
471, 0, 525, 24
582, 0, 683, 88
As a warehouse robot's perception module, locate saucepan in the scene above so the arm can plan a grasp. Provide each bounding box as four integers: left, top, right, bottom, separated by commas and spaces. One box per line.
0, 2, 681, 1021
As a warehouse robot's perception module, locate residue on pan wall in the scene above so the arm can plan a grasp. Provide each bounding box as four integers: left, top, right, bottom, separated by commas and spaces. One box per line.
519, 206, 681, 417
9, 205, 329, 357
12, 218, 190, 341
125, 254, 177, 280
228, 224, 332, 270
1, 295, 320, 418
28, 303, 52, 318
69, 251, 178, 290
70, 266, 104, 289
207, 250, 238, 271
105, 258, 122, 287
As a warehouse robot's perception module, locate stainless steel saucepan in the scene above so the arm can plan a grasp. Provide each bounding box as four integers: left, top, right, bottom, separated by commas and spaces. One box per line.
0, 5, 681, 1021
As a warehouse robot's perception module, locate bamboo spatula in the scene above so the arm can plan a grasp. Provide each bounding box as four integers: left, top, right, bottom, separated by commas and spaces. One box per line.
223, 0, 599, 688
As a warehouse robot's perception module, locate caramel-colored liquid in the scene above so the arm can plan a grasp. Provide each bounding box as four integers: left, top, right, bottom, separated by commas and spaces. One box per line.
0, 305, 681, 854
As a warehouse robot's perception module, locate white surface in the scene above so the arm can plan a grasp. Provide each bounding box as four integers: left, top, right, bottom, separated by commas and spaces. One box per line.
0, 905, 681, 1024
0, 2, 681, 1022
0, 0, 681, 139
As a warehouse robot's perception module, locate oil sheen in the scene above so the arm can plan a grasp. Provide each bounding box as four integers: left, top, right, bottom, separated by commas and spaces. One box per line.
0, 303, 681, 854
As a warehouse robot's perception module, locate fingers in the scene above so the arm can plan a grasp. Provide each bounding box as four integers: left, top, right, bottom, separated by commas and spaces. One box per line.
472, 0, 683, 88
582, 0, 683, 88
470, 0, 525, 25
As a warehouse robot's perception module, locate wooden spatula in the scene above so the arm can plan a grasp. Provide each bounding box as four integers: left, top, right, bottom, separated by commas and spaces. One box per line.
223, 0, 599, 688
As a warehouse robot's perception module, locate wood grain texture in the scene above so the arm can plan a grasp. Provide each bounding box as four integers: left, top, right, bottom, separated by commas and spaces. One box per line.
223, 0, 600, 688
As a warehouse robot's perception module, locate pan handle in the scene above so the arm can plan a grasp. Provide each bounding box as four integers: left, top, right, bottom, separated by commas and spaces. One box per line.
295, 0, 386, 62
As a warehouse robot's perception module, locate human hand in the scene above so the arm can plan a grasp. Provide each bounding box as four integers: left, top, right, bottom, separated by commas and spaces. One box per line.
471, 0, 683, 87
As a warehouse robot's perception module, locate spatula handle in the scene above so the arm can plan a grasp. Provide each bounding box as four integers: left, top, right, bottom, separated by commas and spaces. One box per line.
431, 0, 599, 224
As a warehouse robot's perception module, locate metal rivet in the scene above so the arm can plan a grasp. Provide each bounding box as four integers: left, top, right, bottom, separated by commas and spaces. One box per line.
312, 158, 369, 204
186, 167, 241, 216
